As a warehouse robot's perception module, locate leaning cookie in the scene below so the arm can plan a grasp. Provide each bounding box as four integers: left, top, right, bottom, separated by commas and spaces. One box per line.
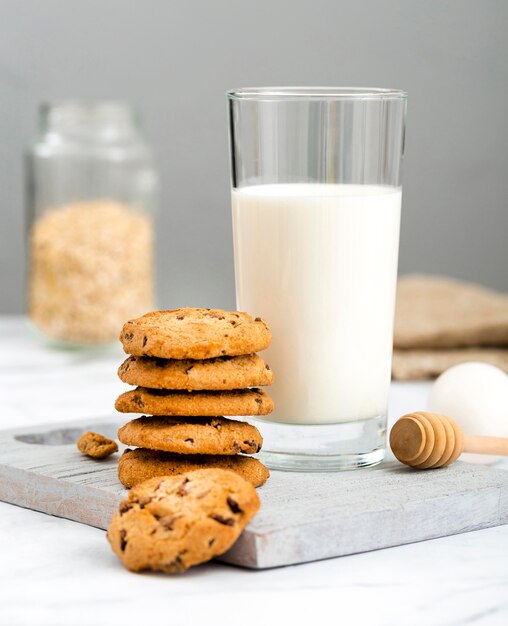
118, 415, 263, 455
115, 387, 274, 417
118, 448, 270, 488
118, 353, 273, 391
120, 308, 271, 360
107, 469, 260, 573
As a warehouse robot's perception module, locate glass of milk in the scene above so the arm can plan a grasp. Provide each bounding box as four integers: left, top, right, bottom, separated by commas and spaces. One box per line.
227, 87, 407, 470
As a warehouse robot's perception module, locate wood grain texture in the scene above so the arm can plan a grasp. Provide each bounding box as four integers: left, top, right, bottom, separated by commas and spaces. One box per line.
1, 418, 508, 569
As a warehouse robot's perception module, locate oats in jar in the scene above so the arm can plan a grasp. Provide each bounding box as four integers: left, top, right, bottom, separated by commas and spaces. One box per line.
29, 200, 154, 345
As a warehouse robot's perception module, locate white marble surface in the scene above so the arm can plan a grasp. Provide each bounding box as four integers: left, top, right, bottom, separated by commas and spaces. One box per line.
1, 316, 507, 626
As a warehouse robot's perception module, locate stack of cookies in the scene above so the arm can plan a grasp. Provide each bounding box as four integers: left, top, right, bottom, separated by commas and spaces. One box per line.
114, 308, 274, 489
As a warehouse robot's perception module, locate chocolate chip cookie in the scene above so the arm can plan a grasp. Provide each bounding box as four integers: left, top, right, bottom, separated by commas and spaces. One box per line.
118, 353, 273, 391
107, 469, 260, 572
118, 415, 263, 455
118, 447, 270, 488
77, 431, 118, 459
115, 387, 274, 417
120, 308, 271, 359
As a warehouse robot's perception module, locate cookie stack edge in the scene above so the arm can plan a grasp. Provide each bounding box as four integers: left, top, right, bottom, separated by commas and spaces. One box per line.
114, 308, 274, 488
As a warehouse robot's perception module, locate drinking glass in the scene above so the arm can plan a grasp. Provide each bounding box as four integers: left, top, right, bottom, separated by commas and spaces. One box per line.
228, 87, 407, 470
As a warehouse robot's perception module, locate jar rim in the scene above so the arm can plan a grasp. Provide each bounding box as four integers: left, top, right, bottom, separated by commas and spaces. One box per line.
227, 86, 407, 101
38, 100, 142, 133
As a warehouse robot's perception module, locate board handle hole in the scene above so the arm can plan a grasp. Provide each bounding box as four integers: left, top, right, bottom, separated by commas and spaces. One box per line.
15, 423, 118, 446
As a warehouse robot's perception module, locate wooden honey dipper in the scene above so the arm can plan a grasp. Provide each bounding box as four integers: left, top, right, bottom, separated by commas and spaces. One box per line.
389, 412, 508, 469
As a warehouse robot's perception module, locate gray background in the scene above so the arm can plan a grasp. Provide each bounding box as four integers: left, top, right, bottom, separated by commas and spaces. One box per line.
1, 0, 507, 314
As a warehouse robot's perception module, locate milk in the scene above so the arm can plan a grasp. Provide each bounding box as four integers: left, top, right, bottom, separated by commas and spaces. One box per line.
232, 184, 401, 425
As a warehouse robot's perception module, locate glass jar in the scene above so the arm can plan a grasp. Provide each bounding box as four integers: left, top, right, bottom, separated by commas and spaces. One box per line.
26, 101, 158, 347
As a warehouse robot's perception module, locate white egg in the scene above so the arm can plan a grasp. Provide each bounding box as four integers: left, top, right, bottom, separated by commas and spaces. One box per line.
427, 362, 508, 437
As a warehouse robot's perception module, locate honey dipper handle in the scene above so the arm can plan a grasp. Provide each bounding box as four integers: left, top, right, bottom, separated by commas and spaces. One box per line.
463, 434, 508, 456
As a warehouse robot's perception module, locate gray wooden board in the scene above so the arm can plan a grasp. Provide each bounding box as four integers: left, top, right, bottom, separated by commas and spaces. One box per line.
1, 417, 508, 569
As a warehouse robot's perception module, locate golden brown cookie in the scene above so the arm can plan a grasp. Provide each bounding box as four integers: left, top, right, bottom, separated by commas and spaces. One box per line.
118, 415, 263, 455
120, 308, 271, 359
118, 353, 274, 391
76, 431, 118, 459
115, 387, 274, 417
107, 469, 260, 573
118, 447, 270, 488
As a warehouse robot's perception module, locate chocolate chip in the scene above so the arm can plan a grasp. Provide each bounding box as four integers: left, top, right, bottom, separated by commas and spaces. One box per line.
227, 497, 243, 514
165, 550, 187, 572
224, 333, 229, 337
208, 538, 216, 547
176, 477, 190, 496
243, 440, 257, 451
254, 317, 262, 322
184, 437, 194, 444
222, 379, 227, 384
160, 515, 180, 531
137, 494, 152, 509
119, 529, 127, 552
206, 312, 225, 320
185, 365, 194, 375
124, 332, 134, 341
142, 336, 148, 347
119, 501, 132, 516
135, 395, 144, 409
221, 350, 227, 355
176, 315, 184, 320
265, 364, 271, 370
166, 555, 182, 569
210, 514, 235, 526
232, 442, 242, 453
255, 398, 262, 405
229, 320, 236, 326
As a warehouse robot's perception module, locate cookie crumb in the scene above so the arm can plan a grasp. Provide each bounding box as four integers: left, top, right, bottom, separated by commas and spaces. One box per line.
77, 431, 118, 459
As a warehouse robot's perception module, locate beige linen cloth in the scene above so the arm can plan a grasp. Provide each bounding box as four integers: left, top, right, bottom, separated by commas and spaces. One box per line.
392, 275, 508, 379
